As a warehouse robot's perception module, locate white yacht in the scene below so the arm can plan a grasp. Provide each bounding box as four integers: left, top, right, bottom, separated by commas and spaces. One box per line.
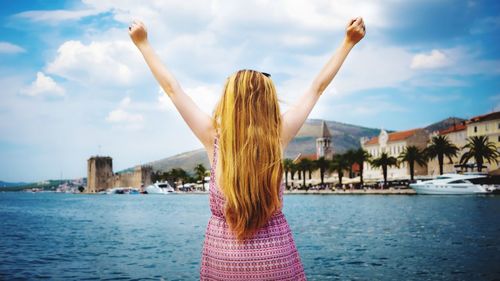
145, 181, 175, 194
105, 187, 139, 194
410, 173, 496, 195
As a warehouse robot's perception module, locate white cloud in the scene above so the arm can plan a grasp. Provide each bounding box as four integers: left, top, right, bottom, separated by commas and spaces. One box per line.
19, 72, 65, 97
280, 35, 317, 47
14, 9, 102, 23
46, 40, 143, 87
0, 42, 25, 54
277, 42, 415, 102
106, 108, 143, 123
106, 97, 144, 130
409, 47, 499, 76
157, 84, 221, 115
411, 49, 449, 69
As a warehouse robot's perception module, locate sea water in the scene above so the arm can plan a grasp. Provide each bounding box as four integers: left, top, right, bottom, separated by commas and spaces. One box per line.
0, 192, 499, 280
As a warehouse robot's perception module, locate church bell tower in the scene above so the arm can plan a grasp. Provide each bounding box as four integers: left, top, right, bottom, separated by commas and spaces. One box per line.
316, 120, 333, 160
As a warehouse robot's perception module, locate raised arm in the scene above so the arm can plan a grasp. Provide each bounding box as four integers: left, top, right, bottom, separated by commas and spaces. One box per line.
281, 17, 366, 147
128, 20, 214, 148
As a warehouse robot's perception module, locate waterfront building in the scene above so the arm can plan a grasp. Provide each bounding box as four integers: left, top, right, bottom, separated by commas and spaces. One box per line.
464, 111, 500, 172
427, 122, 467, 175
361, 128, 429, 180
87, 156, 114, 193
86, 156, 152, 193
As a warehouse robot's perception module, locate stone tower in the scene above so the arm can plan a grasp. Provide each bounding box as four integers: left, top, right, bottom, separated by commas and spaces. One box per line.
316, 120, 333, 160
87, 156, 113, 193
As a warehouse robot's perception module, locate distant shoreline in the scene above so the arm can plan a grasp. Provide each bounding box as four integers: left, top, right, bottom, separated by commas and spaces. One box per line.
4, 188, 416, 195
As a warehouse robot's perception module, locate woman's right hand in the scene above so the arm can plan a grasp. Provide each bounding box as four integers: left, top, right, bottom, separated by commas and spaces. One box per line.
129, 20, 148, 48
345, 17, 366, 46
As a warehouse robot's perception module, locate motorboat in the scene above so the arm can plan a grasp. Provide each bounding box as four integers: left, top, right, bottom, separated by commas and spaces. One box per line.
145, 181, 175, 194
409, 173, 497, 195
105, 187, 139, 194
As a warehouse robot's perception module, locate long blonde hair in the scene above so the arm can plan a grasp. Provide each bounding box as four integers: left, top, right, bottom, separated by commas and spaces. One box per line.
212, 69, 283, 240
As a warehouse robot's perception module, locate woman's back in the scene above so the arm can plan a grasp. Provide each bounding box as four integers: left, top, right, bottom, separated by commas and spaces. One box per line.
200, 134, 306, 280
129, 16, 365, 280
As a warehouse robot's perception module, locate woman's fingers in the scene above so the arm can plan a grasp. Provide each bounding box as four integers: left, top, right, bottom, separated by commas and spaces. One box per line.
348, 17, 357, 27
349, 17, 365, 34
345, 17, 365, 44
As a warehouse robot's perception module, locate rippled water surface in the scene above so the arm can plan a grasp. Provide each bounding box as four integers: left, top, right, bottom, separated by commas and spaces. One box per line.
1, 193, 499, 280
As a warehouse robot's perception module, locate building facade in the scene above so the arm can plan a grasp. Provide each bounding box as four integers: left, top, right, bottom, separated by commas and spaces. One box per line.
427, 122, 467, 175
464, 111, 500, 172
361, 128, 429, 180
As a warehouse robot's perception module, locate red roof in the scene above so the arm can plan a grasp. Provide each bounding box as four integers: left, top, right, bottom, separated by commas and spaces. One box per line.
364, 128, 421, 145
469, 111, 500, 124
439, 123, 466, 135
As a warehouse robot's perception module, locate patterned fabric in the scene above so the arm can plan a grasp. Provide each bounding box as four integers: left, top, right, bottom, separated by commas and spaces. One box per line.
200, 135, 306, 280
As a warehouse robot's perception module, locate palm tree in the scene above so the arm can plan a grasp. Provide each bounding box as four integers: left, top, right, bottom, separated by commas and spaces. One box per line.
344, 149, 356, 178
370, 152, 398, 188
353, 148, 371, 187
315, 157, 329, 186
398, 145, 427, 181
297, 158, 311, 188
194, 164, 207, 191
283, 159, 294, 188
290, 162, 298, 180
460, 136, 500, 172
170, 168, 189, 190
329, 154, 349, 186
308, 159, 316, 179
425, 135, 459, 175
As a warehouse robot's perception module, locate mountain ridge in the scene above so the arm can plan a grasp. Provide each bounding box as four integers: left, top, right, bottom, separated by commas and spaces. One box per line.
140, 117, 465, 175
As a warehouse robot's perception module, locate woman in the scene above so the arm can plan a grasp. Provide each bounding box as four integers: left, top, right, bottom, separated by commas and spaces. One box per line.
129, 17, 365, 280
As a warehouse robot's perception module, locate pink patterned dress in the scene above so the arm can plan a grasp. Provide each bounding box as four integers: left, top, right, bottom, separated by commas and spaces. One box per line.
200, 135, 306, 280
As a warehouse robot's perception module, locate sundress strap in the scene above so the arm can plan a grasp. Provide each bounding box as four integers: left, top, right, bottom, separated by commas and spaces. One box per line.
210, 134, 219, 182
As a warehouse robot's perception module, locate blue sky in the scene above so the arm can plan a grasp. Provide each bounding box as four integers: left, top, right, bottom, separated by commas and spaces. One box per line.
0, 0, 499, 182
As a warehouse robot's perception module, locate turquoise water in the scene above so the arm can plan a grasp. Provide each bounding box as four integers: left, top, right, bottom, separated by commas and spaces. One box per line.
0, 193, 499, 280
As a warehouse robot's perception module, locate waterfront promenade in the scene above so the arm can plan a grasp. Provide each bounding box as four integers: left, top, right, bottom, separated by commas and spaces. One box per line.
173, 188, 416, 195
286, 188, 416, 195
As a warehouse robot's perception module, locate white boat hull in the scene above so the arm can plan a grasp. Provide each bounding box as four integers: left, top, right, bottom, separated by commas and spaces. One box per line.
410, 183, 489, 195
145, 182, 175, 194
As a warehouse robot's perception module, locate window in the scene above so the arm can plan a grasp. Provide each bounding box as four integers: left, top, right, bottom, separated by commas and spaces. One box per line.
498, 135, 500, 142
449, 180, 468, 184
474, 126, 477, 133
498, 123, 500, 129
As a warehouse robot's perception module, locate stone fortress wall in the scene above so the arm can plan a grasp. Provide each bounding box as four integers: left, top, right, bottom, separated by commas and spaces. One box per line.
87, 156, 152, 193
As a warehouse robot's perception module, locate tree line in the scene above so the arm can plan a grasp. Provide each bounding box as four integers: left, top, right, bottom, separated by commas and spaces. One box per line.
151, 164, 209, 191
